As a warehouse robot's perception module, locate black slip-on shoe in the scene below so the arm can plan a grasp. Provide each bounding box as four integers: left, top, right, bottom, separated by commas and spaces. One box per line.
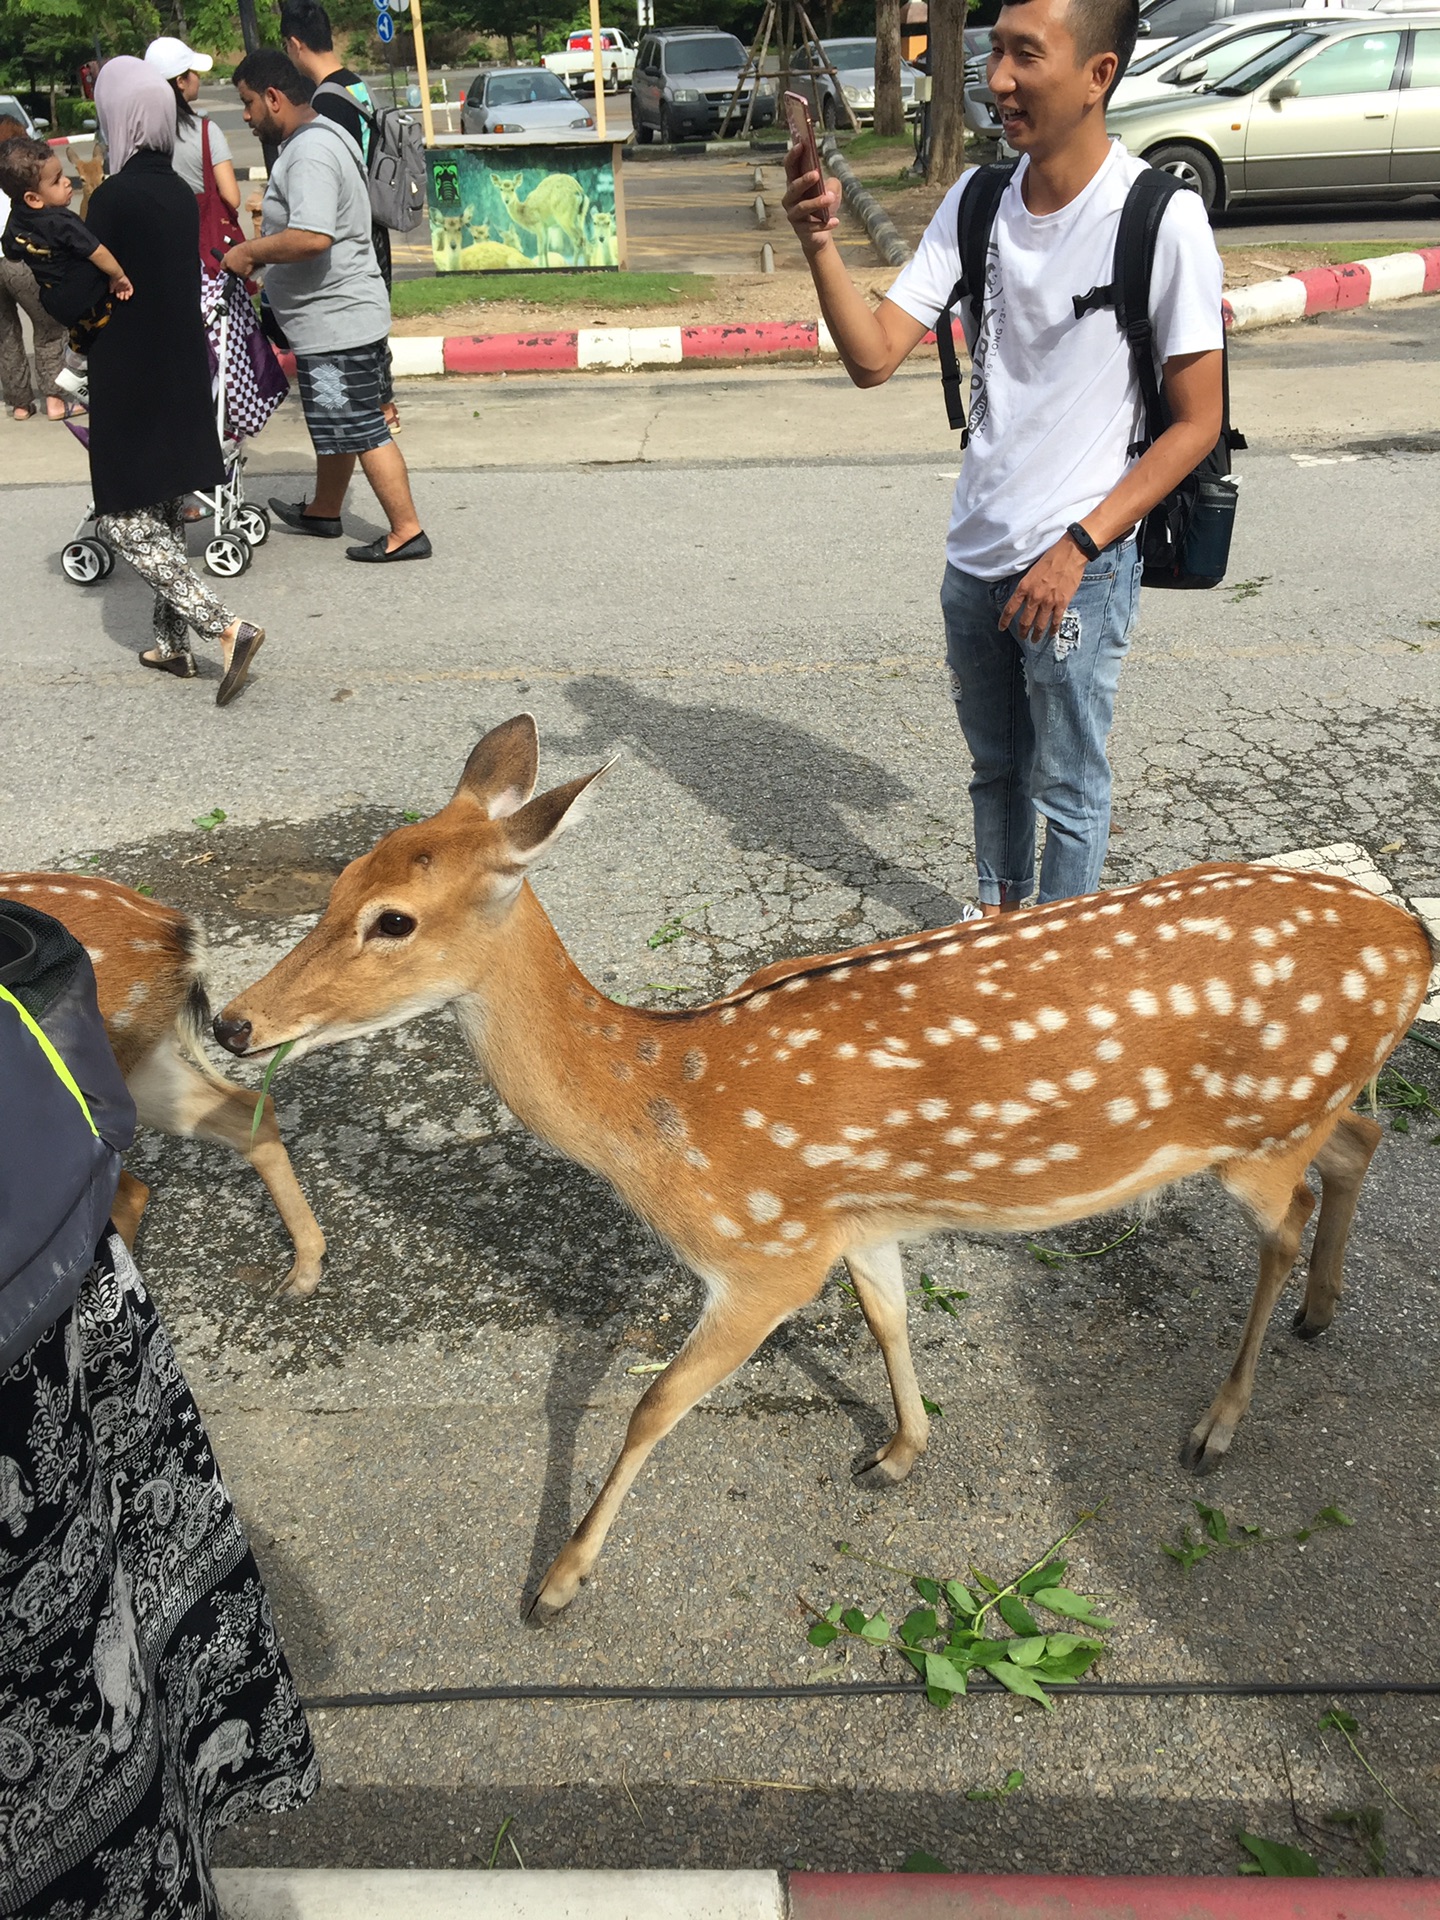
269, 497, 343, 538
216, 624, 265, 707
345, 530, 432, 563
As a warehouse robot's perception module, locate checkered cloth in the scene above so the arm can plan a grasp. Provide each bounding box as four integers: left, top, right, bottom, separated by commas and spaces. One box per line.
202, 271, 289, 444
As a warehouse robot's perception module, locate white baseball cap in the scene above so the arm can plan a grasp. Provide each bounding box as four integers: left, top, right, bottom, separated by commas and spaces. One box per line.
144, 36, 215, 79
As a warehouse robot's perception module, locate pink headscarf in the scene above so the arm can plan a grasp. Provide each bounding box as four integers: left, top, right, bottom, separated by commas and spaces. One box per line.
95, 55, 176, 172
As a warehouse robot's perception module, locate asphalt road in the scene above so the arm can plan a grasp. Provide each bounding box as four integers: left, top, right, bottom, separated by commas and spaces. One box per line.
3, 301, 1439, 1879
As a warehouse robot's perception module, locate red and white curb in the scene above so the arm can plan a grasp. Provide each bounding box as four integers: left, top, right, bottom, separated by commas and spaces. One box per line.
216, 1868, 1440, 1918
375, 321, 840, 379
1224, 246, 1440, 331
366, 245, 1439, 378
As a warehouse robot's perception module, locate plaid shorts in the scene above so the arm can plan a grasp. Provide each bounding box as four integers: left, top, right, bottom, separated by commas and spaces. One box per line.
293, 338, 393, 456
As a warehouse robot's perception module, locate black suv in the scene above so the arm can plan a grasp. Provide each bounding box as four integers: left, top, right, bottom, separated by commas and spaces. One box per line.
631, 27, 778, 142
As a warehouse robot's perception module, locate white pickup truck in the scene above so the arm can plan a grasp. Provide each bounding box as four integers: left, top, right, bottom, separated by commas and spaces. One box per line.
542, 27, 636, 93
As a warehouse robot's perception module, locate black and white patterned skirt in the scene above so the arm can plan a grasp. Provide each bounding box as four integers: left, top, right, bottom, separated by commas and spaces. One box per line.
0, 1235, 317, 1919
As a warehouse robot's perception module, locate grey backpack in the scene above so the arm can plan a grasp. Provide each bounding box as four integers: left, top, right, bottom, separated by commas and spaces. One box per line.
313, 82, 427, 232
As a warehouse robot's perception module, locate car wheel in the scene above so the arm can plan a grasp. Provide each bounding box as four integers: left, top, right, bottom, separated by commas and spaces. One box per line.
658, 103, 676, 144
635, 111, 654, 143
1144, 142, 1221, 214
821, 93, 837, 130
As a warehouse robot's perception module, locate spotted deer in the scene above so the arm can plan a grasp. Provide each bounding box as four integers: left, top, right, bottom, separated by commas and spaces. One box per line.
0, 873, 325, 1295
212, 718, 1430, 1618
491, 171, 591, 265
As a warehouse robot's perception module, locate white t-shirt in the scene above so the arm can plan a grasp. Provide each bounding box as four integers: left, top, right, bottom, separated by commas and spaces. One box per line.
887, 141, 1224, 580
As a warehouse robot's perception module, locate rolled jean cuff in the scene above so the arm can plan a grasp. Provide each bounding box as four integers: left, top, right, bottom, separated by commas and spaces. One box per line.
975, 867, 1032, 908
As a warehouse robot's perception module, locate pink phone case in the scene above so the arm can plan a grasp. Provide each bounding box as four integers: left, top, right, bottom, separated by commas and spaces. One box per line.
784, 91, 821, 178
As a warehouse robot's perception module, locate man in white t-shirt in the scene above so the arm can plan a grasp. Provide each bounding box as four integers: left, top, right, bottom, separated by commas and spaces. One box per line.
784, 0, 1224, 911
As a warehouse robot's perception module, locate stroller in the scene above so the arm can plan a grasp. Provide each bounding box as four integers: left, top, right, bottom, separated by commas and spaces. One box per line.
61, 274, 287, 587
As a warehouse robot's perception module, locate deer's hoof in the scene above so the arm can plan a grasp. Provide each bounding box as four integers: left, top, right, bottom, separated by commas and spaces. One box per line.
1180, 1418, 1231, 1476
1291, 1305, 1330, 1342
527, 1556, 585, 1624
276, 1256, 325, 1299
854, 1437, 920, 1489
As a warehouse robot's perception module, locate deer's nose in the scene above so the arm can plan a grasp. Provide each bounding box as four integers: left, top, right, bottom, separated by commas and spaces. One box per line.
212, 1014, 252, 1055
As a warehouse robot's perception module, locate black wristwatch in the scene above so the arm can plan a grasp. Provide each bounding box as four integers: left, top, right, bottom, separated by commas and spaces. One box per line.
1066, 521, 1102, 562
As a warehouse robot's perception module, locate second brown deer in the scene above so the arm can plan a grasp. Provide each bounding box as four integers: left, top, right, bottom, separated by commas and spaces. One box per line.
213, 718, 1429, 1617
0, 872, 326, 1295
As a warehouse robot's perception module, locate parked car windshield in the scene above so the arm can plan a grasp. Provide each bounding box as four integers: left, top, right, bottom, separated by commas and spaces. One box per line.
822, 39, 877, 68
488, 71, 573, 104
1164, 24, 1295, 83
1138, 0, 1222, 42
664, 34, 746, 72
1207, 26, 1330, 92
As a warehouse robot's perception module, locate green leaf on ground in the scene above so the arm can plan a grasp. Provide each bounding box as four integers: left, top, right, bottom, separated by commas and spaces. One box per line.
1236, 1832, 1320, 1876
966, 1768, 1025, 1802
921, 1394, 945, 1418
1031, 1587, 1113, 1628
997, 1595, 1042, 1637
192, 807, 226, 831
900, 1849, 949, 1873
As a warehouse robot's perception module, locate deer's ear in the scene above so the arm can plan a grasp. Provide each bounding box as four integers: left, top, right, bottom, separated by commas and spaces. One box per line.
504, 760, 615, 866
454, 714, 539, 819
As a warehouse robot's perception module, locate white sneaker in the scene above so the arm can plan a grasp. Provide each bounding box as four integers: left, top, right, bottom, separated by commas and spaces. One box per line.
54, 366, 89, 403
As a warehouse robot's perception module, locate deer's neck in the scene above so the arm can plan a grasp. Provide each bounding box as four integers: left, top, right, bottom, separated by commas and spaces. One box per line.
452, 884, 666, 1185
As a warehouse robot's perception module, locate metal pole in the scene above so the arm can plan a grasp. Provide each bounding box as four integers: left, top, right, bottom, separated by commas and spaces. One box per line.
235, 0, 261, 54
409, 0, 436, 145
588, 0, 607, 141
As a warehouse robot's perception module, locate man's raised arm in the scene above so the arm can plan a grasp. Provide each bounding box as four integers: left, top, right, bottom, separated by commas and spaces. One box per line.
781, 148, 929, 389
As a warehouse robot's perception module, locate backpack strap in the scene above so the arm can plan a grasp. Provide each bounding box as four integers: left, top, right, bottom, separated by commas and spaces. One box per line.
313, 79, 377, 157
936, 161, 1015, 441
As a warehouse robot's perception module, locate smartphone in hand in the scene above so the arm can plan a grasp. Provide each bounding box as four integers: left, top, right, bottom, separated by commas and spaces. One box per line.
784, 90, 822, 181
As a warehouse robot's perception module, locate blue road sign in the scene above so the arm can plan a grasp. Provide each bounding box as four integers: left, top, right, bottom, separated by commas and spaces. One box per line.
376, 11, 395, 41
373, 0, 390, 10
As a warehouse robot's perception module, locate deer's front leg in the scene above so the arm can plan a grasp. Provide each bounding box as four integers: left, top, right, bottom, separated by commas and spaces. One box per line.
844, 1239, 930, 1488
529, 1271, 816, 1621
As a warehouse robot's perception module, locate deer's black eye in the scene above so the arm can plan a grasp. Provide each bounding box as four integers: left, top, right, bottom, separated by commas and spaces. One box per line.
370, 911, 416, 940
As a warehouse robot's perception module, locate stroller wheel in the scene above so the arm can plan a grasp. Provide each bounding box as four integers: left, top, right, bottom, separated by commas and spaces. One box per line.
62, 538, 109, 585
230, 505, 270, 547
205, 534, 252, 578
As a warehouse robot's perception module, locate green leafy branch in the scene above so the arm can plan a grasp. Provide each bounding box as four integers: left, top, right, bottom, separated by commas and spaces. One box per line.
1161, 1500, 1352, 1572
1319, 1708, 1416, 1826
802, 1507, 1112, 1711
1026, 1222, 1138, 1269
1375, 1065, 1440, 1141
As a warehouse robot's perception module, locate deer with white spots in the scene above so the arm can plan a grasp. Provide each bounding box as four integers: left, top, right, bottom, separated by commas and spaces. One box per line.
0, 873, 326, 1295
212, 718, 1431, 1618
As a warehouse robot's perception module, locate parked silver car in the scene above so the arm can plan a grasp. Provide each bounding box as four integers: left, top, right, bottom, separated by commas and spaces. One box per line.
460, 68, 595, 136
1110, 9, 1366, 109
631, 29, 778, 142
1107, 14, 1440, 209
789, 38, 925, 128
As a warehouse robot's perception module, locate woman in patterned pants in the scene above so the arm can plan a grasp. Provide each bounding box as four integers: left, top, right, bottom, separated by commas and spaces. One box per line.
95, 497, 264, 704
84, 61, 268, 707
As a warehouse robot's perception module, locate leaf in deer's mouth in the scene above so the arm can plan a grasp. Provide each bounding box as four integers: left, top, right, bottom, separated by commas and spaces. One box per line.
250, 1039, 295, 1144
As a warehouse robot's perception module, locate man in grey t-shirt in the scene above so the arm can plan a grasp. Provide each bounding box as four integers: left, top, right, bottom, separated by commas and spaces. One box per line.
224, 50, 429, 562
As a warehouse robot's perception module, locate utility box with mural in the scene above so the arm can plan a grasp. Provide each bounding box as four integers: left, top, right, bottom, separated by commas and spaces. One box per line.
424, 139, 627, 272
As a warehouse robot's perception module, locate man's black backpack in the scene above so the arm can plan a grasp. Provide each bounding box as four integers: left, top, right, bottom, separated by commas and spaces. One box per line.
935, 162, 1245, 590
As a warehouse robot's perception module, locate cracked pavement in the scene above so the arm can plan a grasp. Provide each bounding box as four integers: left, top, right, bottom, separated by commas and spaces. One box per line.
2, 300, 1439, 1881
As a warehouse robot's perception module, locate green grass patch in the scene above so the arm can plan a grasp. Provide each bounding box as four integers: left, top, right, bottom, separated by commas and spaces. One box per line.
835, 130, 917, 161
1220, 239, 1431, 262
390, 270, 716, 318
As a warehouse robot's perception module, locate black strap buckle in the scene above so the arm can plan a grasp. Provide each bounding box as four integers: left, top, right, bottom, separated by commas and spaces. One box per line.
1072, 283, 1116, 321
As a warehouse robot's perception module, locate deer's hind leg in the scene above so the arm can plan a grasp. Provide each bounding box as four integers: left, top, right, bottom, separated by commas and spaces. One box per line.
1293, 1109, 1382, 1340
1183, 1168, 1315, 1475
127, 1035, 327, 1296
530, 1264, 824, 1622
844, 1240, 930, 1489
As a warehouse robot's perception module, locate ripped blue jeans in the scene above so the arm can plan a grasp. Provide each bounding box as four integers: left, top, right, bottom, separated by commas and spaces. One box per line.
941, 535, 1141, 908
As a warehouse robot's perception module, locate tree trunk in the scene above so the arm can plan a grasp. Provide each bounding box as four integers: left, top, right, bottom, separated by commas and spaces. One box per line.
506, 31, 516, 60
873, 0, 904, 137
926, 0, 968, 186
